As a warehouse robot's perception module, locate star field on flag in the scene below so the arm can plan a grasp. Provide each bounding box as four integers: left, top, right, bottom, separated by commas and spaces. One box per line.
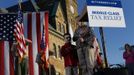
0, 14, 17, 41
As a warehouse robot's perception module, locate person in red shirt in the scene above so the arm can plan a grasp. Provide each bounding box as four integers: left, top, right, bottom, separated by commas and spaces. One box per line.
60, 33, 78, 75
123, 43, 134, 75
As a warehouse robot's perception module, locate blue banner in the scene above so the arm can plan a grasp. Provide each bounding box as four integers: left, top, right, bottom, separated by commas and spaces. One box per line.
87, 0, 122, 8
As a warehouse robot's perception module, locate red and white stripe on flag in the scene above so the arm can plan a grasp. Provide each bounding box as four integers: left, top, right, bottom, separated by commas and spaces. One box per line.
0, 11, 49, 75
0, 41, 14, 75
41, 12, 49, 69
14, 20, 26, 58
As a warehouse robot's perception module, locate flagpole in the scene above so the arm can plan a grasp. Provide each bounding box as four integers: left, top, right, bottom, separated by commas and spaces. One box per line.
18, 0, 22, 9
99, 27, 108, 68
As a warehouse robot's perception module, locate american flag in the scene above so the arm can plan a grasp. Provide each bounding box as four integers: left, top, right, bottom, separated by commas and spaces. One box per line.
14, 10, 26, 58
0, 12, 49, 75
40, 25, 49, 69
23, 12, 49, 75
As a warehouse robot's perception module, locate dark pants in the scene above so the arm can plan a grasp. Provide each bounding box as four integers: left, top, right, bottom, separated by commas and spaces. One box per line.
20, 57, 28, 75
126, 63, 134, 75
40, 67, 46, 75
15, 56, 28, 75
15, 56, 21, 75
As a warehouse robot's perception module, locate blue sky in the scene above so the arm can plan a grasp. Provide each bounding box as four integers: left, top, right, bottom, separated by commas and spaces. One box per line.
0, 0, 134, 65
0, 0, 19, 8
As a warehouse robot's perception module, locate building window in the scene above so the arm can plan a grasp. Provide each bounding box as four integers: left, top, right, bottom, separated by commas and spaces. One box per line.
58, 45, 62, 59
57, 22, 61, 32
61, 25, 65, 33
53, 43, 57, 58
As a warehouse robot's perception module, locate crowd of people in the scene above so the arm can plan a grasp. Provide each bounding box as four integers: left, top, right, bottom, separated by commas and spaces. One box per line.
11, 23, 134, 75
60, 24, 103, 75
11, 24, 134, 75
60, 24, 134, 75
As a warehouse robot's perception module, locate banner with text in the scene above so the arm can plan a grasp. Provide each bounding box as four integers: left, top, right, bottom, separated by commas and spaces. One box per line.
87, 0, 126, 27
